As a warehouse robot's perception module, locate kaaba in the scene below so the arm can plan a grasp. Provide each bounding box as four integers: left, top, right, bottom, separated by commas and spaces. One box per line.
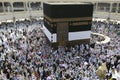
43, 2, 93, 46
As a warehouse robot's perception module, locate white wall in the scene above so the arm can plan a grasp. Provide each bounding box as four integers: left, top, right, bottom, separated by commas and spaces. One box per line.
93, 11, 120, 20
0, 11, 43, 21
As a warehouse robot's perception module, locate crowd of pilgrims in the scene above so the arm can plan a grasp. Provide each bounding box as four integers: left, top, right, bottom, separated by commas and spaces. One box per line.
0, 19, 120, 80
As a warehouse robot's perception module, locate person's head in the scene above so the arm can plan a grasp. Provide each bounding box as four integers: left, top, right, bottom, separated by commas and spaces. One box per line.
102, 59, 106, 63
112, 78, 117, 80
15, 72, 18, 76
98, 62, 101, 66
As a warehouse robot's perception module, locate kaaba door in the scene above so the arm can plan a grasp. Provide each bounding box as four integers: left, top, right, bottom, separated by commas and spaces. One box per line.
57, 23, 68, 46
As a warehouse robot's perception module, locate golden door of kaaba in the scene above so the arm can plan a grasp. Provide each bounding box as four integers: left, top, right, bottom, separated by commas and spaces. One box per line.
57, 23, 68, 46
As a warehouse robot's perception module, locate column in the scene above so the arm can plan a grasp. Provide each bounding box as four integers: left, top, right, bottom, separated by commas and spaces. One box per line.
95, 2, 98, 11
109, 3, 112, 13
41, 1, 43, 9
11, 2, 16, 28
25, 2, 29, 11
39, 2, 42, 10
107, 3, 112, 20
116, 3, 119, 13
11, 2, 14, 13
24, 2, 26, 11
28, 2, 31, 11
28, 2, 32, 20
2, 2, 5, 14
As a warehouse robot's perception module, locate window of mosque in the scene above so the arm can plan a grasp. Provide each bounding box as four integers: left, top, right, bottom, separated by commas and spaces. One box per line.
98, 3, 110, 12
13, 2, 24, 12
118, 3, 120, 13
0, 2, 3, 12
111, 3, 117, 12
30, 2, 41, 10
4, 2, 12, 12
13, 2, 24, 8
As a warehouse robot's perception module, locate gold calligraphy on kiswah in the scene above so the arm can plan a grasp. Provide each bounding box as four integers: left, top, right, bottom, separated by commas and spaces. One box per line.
44, 15, 92, 22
